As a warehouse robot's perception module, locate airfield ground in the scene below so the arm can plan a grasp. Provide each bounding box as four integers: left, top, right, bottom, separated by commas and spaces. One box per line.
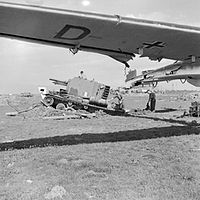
0, 92, 200, 200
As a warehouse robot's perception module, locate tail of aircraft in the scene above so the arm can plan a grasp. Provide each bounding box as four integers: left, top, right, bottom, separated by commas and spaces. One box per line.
125, 69, 137, 82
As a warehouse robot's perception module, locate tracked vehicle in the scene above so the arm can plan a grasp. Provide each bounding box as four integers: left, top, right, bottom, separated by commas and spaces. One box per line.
39, 77, 125, 115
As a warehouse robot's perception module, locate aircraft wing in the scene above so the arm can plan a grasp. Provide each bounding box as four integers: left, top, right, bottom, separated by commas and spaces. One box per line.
0, 2, 200, 64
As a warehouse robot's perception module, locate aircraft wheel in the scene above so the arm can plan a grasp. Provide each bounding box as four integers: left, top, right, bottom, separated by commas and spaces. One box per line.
43, 96, 54, 106
56, 103, 66, 110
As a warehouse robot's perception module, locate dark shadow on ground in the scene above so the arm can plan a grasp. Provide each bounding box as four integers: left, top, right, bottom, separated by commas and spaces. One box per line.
155, 108, 178, 113
0, 125, 199, 151
130, 114, 198, 126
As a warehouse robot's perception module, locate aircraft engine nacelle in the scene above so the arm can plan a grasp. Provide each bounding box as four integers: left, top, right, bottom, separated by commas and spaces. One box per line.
187, 79, 200, 87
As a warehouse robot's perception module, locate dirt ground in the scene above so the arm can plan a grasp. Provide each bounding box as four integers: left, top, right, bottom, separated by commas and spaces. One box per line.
1, 91, 200, 200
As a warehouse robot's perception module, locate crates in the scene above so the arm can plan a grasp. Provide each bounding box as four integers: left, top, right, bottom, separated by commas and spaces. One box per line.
189, 101, 200, 117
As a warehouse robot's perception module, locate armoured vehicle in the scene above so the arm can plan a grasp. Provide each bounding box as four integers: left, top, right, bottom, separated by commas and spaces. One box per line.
39, 77, 125, 115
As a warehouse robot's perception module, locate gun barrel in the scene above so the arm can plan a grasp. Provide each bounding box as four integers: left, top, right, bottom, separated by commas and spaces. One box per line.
49, 78, 68, 86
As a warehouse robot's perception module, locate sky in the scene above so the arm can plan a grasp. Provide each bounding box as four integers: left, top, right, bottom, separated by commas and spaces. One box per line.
0, 0, 200, 93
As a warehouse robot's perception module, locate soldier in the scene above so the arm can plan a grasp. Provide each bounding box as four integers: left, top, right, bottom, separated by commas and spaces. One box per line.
113, 90, 124, 110
79, 70, 87, 79
147, 90, 156, 111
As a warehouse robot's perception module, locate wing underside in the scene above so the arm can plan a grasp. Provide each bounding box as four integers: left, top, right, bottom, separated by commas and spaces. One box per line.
0, 2, 200, 64
129, 60, 200, 87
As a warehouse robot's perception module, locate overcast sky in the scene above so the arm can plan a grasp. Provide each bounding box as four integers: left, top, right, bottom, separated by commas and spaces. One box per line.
1, 0, 200, 93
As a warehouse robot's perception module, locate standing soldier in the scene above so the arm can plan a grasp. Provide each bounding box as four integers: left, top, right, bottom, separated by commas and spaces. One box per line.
113, 90, 124, 110
147, 90, 156, 111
